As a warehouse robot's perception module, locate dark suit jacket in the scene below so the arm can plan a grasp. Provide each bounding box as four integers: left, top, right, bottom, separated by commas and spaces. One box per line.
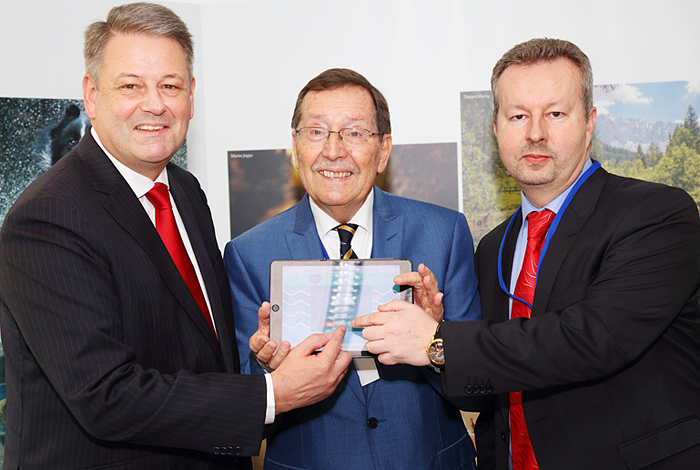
0, 132, 266, 469
224, 189, 481, 470
441, 168, 700, 470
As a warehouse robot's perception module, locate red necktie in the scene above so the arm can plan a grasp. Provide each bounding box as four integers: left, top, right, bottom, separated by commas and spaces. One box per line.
509, 209, 555, 470
145, 183, 217, 339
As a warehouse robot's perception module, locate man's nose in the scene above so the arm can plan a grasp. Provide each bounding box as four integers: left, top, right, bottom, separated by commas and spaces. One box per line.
323, 131, 347, 159
140, 87, 167, 115
526, 116, 546, 143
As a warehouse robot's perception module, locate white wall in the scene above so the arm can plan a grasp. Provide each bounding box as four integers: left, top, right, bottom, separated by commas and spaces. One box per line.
3, 0, 700, 247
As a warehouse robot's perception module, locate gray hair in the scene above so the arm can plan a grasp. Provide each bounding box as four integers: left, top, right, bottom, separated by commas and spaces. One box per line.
491, 38, 593, 120
84, 2, 193, 86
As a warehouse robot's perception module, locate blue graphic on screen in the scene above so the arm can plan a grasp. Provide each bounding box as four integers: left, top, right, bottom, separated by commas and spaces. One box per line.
282, 264, 400, 350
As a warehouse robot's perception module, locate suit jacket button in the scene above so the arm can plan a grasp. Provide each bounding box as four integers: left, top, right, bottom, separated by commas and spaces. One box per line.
233, 446, 242, 456
465, 385, 474, 394
367, 417, 379, 429
486, 385, 494, 393
478, 385, 486, 394
501, 432, 507, 442
212, 446, 221, 455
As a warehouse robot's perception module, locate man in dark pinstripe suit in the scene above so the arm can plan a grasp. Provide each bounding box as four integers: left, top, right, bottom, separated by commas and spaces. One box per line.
0, 3, 350, 469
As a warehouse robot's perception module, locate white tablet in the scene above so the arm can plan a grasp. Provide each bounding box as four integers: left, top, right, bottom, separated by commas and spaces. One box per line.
269, 259, 413, 355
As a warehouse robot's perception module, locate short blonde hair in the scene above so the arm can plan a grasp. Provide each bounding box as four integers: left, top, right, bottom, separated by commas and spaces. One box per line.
84, 2, 193, 86
491, 38, 593, 120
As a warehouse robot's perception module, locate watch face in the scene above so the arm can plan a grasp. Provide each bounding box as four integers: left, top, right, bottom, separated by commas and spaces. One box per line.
428, 339, 444, 365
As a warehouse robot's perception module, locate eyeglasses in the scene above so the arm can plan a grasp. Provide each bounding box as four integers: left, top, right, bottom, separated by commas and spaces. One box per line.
294, 127, 382, 147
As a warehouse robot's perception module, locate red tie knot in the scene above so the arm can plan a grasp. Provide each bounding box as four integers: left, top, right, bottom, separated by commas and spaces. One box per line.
145, 182, 172, 210
526, 209, 555, 240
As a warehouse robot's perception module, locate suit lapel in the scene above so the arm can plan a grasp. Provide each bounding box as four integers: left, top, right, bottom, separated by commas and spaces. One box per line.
79, 133, 223, 358
497, 212, 521, 323
286, 195, 326, 260
370, 188, 402, 260
532, 168, 607, 317
168, 171, 226, 360
79, 135, 172, 278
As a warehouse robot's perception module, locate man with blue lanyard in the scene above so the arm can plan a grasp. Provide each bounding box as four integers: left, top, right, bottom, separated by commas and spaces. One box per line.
223, 68, 481, 470
354, 38, 700, 470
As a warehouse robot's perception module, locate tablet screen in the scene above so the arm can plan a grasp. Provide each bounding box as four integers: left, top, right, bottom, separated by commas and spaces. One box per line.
269, 259, 413, 355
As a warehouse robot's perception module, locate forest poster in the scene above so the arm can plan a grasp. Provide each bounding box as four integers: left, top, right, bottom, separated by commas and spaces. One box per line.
461, 81, 700, 244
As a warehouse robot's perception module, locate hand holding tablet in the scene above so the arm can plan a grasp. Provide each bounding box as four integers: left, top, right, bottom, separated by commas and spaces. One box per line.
269, 259, 413, 355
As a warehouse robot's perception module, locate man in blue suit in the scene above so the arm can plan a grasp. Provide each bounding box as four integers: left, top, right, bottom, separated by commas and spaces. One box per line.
223, 68, 481, 470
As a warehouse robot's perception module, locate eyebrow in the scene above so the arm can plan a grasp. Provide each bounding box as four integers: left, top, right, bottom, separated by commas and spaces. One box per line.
305, 114, 370, 124
115, 73, 185, 81
505, 99, 570, 111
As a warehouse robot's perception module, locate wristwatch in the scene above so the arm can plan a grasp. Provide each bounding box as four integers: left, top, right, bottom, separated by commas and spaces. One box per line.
426, 322, 444, 372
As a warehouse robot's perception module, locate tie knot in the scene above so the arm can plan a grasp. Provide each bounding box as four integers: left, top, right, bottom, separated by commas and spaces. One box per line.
145, 182, 172, 210
334, 223, 358, 242
334, 223, 359, 259
526, 209, 554, 240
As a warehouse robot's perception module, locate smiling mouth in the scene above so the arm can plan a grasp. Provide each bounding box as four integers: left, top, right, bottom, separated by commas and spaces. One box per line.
319, 170, 352, 178
136, 125, 166, 131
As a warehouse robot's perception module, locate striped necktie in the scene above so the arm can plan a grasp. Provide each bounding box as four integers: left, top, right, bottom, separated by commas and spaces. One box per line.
334, 223, 359, 259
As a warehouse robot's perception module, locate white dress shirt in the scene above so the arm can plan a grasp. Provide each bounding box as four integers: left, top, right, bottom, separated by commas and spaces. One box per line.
309, 188, 374, 259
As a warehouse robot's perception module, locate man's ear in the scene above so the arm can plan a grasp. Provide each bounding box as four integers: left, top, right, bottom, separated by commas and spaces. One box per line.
291, 133, 300, 169
585, 106, 597, 146
83, 75, 98, 120
376, 134, 392, 174
189, 77, 196, 119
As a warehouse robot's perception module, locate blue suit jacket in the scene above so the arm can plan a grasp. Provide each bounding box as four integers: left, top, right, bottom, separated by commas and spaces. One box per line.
224, 188, 481, 470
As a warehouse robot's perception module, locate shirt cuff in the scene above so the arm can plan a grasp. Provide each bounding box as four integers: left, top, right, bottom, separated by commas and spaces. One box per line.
263, 373, 275, 424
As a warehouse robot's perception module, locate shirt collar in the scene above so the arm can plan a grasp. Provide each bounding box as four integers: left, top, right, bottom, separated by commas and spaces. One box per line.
309, 187, 374, 237
91, 127, 169, 198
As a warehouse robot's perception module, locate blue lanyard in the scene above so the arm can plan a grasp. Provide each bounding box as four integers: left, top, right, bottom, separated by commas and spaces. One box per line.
497, 161, 601, 309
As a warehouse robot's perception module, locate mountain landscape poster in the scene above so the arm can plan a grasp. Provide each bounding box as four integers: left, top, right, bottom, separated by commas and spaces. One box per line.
461, 80, 700, 243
